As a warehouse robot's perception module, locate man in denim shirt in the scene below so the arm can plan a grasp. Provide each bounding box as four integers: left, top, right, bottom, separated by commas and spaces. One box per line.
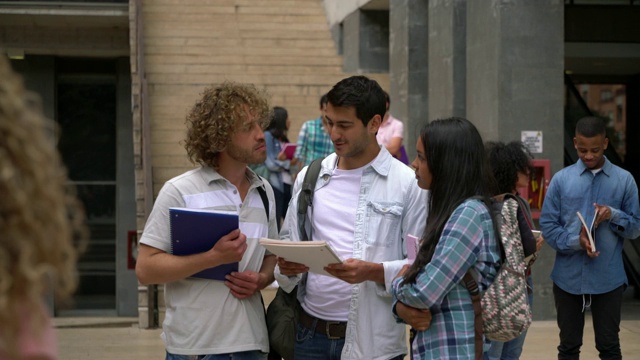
275, 76, 428, 360
540, 116, 640, 360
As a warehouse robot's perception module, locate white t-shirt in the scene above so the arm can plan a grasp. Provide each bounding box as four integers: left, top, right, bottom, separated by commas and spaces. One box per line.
303, 166, 363, 321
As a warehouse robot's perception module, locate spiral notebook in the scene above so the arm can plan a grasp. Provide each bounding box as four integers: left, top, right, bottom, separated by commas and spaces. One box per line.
169, 207, 239, 280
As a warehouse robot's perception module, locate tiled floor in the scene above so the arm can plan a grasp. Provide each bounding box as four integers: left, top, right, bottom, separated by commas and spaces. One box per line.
55, 319, 640, 360
56, 289, 640, 360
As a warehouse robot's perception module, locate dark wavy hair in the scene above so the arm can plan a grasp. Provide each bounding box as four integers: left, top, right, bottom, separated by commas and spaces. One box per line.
326, 75, 386, 126
402, 117, 496, 285
486, 141, 534, 195
184, 82, 270, 169
267, 106, 290, 142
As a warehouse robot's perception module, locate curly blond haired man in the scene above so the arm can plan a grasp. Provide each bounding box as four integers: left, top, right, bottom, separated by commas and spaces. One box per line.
136, 82, 278, 359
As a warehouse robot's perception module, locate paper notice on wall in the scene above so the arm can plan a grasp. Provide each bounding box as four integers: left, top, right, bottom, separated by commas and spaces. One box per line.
521, 131, 543, 154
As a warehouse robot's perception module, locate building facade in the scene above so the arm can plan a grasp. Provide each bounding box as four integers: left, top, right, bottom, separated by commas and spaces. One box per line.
1, 0, 638, 326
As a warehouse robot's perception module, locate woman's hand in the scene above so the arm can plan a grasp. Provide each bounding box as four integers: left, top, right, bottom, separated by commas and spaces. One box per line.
396, 302, 432, 331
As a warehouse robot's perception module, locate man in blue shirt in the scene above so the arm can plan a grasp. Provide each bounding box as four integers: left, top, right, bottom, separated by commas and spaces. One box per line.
540, 116, 640, 360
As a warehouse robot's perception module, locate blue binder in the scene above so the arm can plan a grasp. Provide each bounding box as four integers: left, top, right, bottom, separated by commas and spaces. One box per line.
169, 207, 239, 280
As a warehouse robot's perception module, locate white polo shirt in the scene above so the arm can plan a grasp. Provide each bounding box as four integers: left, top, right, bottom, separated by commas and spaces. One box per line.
140, 166, 278, 355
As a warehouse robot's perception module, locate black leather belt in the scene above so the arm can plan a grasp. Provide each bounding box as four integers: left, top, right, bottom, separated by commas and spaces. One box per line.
299, 308, 347, 339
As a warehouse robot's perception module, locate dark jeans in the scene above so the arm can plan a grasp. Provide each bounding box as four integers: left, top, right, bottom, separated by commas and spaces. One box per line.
294, 322, 405, 360
273, 183, 291, 231
553, 283, 624, 360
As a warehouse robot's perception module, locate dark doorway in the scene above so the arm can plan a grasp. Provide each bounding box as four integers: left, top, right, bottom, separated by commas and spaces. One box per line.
55, 58, 117, 315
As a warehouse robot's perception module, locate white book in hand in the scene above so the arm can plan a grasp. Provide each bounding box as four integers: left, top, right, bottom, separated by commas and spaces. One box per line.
576, 209, 598, 252
259, 238, 343, 277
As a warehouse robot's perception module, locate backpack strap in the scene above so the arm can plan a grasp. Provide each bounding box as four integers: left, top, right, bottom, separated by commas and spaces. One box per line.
463, 272, 484, 360
297, 158, 324, 241
464, 196, 496, 360
469, 195, 505, 259
256, 183, 270, 221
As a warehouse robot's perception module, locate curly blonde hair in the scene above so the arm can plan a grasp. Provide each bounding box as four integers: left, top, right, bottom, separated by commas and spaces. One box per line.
0, 56, 87, 358
184, 82, 270, 169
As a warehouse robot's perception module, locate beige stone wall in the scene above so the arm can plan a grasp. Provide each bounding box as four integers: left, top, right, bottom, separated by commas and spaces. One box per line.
140, 0, 389, 195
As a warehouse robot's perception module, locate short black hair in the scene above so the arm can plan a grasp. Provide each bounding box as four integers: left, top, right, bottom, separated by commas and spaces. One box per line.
319, 93, 328, 108
576, 116, 606, 138
326, 76, 386, 126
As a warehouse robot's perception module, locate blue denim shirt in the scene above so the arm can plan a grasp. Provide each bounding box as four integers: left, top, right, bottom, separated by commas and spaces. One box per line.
540, 157, 640, 295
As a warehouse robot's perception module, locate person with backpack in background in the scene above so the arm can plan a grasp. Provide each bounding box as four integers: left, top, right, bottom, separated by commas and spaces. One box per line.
263, 106, 293, 230
274, 75, 428, 360
484, 141, 545, 360
135, 82, 279, 360
540, 116, 640, 360
391, 117, 501, 360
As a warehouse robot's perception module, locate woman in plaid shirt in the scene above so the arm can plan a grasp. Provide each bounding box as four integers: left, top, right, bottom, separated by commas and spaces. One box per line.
391, 117, 501, 359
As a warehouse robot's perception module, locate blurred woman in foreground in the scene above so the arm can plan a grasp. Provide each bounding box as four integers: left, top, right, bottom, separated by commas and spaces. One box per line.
0, 56, 86, 360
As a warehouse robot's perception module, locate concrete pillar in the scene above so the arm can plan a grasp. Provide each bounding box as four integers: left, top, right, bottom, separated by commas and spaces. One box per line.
342, 10, 361, 73
466, 0, 564, 320
343, 10, 390, 73
115, 57, 138, 316
389, 0, 429, 161
428, 0, 467, 120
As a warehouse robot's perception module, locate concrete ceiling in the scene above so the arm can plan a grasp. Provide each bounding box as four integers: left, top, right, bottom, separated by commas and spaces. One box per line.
565, 42, 640, 81
1, 1, 639, 80
0, 1, 128, 28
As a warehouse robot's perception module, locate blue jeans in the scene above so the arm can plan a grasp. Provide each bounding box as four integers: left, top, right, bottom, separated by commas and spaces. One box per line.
294, 322, 405, 360
294, 322, 345, 360
485, 332, 527, 360
166, 351, 267, 360
485, 276, 534, 360
273, 183, 292, 231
